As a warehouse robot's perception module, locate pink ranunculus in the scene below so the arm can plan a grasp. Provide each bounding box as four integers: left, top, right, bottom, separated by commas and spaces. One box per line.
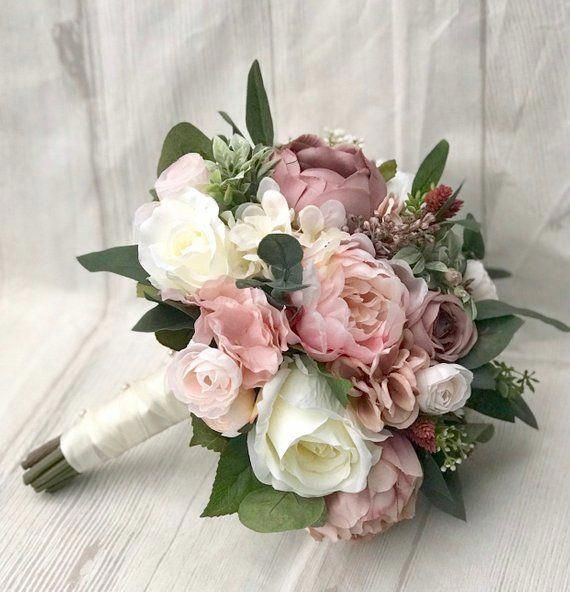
155, 153, 210, 200
330, 330, 430, 432
309, 434, 423, 542
272, 134, 387, 217
193, 277, 294, 389
292, 240, 408, 364
410, 291, 477, 362
167, 342, 242, 419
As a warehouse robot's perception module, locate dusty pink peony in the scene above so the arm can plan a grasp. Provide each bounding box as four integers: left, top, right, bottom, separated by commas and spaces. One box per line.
167, 342, 242, 419
309, 434, 423, 542
409, 291, 477, 362
330, 330, 430, 431
193, 277, 294, 389
155, 153, 209, 200
272, 134, 387, 217
292, 240, 408, 364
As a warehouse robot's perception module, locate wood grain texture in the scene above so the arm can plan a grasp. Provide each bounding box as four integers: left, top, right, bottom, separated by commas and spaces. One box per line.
1, 1, 569, 590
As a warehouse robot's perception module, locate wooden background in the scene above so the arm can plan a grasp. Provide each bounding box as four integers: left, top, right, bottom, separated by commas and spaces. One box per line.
1, 1, 569, 590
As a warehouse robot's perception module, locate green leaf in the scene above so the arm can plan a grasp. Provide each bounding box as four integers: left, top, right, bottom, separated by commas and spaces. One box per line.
218, 111, 245, 137
510, 396, 538, 429
136, 282, 161, 302
411, 139, 449, 197
155, 329, 193, 351
463, 213, 485, 259
459, 315, 525, 369
77, 245, 149, 284
394, 245, 422, 265
238, 487, 326, 533
475, 300, 569, 332
189, 415, 228, 453
466, 389, 515, 422
201, 435, 263, 517
449, 217, 481, 232
463, 422, 495, 443
132, 303, 196, 333
157, 122, 213, 175
486, 268, 512, 280
245, 60, 274, 146
378, 159, 397, 182
419, 452, 466, 521
472, 364, 498, 390
257, 233, 303, 269
320, 370, 351, 407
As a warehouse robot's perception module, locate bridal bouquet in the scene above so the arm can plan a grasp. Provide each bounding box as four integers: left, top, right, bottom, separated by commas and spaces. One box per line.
23, 61, 568, 541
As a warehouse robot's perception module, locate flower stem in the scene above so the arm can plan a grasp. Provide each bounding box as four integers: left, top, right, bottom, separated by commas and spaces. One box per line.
22, 438, 79, 493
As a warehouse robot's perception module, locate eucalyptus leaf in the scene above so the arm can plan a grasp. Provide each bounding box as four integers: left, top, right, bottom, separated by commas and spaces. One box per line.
472, 364, 499, 390
459, 315, 524, 369
449, 217, 481, 232
475, 300, 569, 332
465, 389, 515, 422
157, 122, 213, 175
463, 422, 495, 443
132, 303, 196, 333
419, 452, 466, 520
218, 111, 245, 137
411, 139, 449, 197
201, 435, 263, 517
486, 268, 512, 280
462, 213, 485, 259
155, 329, 193, 351
510, 396, 538, 429
245, 60, 274, 146
77, 245, 149, 284
258, 234, 303, 269
378, 159, 397, 182
190, 415, 228, 453
238, 487, 326, 533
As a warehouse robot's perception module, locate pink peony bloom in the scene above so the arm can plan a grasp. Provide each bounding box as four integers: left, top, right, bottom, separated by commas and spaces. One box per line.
193, 277, 294, 389
272, 134, 387, 217
167, 342, 242, 419
409, 291, 477, 362
330, 330, 430, 431
309, 434, 423, 542
292, 240, 408, 364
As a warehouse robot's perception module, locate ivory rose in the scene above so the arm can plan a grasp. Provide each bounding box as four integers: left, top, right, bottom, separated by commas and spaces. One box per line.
193, 277, 293, 389
272, 134, 387, 217
155, 153, 209, 200
416, 363, 473, 415
133, 189, 232, 301
167, 342, 243, 419
309, 434, 423, 541
292, 239, 409, 364
330, 330, 430, 432
248, 357, 386, 497
464, 260, 498, 301
410, 292, 477, 362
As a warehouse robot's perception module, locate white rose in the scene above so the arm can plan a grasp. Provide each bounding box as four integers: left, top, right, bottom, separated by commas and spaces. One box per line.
134, 189, 232, 300
464, 259, 498, 301
155, 153, 210, 200
248, 357, 384, 497
166, 342, 243, 419
386, 170, 414, 203
416, 363, 473, 415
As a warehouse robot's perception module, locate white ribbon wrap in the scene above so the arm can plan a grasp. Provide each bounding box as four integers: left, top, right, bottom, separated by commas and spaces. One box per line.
60, 366, 189, 473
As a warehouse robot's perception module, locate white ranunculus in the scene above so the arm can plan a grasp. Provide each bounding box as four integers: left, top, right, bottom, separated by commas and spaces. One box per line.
224, 189, 294, 278
464, 259, 498, 301
155, 153, 210, 200
248, 357, 385, 497
134, 189, 232, 300
416, 363, 473, 415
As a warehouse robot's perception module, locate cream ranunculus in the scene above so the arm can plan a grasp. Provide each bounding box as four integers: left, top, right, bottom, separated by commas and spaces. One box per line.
133, 189, 232, 301
416, 363, 473, 415
248, 357, 385, 497
464, 259, 498, 301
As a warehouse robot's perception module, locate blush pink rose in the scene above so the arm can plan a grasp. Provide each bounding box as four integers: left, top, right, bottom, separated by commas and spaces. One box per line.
272, 134, 387, 217
193, 277, 294, 389
309, 434, 423, 542
410, 292, 477, 362
292, 241, 408, 364
204, 388, 257, 437
155, 153, 209, 200
330, 330, 430, 432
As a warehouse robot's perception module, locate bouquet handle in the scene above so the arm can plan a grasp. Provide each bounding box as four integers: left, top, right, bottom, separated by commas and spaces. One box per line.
22, 365, 189, 493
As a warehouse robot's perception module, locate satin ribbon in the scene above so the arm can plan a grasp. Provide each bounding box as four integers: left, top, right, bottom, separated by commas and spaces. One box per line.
60, 366, 189, 473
